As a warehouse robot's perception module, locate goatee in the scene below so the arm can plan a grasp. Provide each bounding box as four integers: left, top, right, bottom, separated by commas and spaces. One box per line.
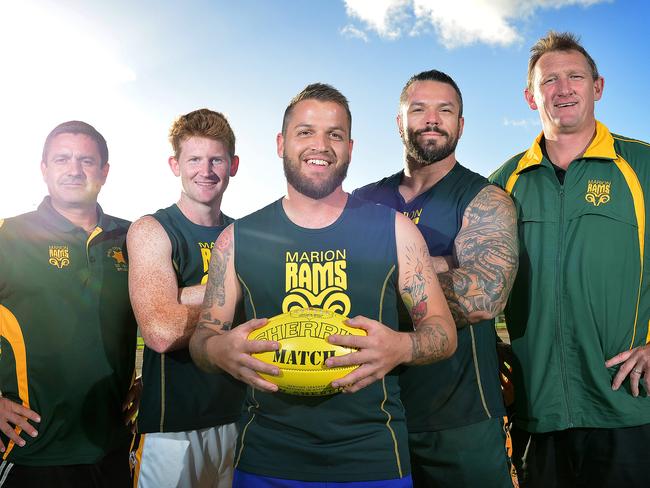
403, 126, 459, 166
283, 155, 349, 199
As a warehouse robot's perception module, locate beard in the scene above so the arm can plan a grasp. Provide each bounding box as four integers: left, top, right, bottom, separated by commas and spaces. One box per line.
283, 154, 349, 200
403, 126, 460, 166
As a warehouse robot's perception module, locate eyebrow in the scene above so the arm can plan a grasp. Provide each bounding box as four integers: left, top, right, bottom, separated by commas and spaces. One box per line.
294, 123, 347, 133
409, 100, 458, 109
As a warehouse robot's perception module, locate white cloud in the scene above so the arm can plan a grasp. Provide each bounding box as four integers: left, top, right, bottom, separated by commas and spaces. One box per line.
340, 24, 370, 42
503, 117, 541, 129
343, 0, 410, 39
342, 0, 610, 48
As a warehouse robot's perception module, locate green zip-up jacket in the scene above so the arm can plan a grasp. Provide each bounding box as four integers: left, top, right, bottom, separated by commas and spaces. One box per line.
490, 121, 650, 433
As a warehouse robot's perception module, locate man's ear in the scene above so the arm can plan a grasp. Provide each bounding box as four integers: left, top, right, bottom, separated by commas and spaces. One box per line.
229, 155, 240, 177
524, 88, 538, 111
168, 156, 181, 177
276, 133, 284, 159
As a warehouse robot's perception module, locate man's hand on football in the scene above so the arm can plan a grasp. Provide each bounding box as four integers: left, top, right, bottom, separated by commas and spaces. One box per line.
326, 316, 410, 393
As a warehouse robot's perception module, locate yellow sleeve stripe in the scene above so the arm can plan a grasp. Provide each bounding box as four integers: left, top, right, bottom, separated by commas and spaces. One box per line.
1, 306, 30, 460
611, 157, 646, 347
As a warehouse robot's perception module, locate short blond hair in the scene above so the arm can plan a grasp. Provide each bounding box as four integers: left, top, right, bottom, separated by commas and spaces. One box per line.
169, 109, 236, 159
527, 31, 599, 90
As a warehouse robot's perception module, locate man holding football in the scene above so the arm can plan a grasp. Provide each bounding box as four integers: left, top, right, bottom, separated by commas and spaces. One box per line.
190, 83, 457, 487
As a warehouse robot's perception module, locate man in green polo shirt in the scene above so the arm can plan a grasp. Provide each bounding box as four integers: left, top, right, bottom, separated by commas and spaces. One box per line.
491, 31, 650, 487
0, 121, 138, 487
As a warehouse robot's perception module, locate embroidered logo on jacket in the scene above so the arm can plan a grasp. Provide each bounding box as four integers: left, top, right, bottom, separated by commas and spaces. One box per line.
283, 249, 351, 316
49, 245, 70, 268
585, 180, 611, 207
107, 247, 128, 271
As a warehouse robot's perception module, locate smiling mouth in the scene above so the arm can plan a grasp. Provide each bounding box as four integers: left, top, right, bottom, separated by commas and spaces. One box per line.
304, 158, 331, 166
555, 102, 577, 108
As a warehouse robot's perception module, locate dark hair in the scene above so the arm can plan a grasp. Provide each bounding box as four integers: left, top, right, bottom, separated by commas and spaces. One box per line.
42, 121, 109, 166
400, 70, 463, 116
282, 83, 352, 136
169, 108, 236, 159
528, 31, 599, 90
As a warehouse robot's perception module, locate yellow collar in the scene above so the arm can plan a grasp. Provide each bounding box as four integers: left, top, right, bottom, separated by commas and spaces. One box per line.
515, 120, 617, 174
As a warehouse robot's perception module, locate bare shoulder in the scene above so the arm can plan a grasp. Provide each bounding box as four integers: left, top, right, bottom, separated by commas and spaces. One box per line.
467, 184, 515, 213
214, 222, 235, 253
462, 185, 516, 229
128, 215, 166, 241
127, 215, 171, 259
394, 210, 421, 238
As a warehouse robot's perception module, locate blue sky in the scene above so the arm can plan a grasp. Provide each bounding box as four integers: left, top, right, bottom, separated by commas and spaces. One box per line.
2, 0, 649, 220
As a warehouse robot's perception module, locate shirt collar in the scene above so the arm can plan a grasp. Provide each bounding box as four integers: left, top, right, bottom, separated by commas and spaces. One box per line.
514, 120, 617, 175
37, 196, 107, 233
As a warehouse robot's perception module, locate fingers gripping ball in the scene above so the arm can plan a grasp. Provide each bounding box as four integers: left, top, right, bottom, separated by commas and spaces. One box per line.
248, 308, 366, 396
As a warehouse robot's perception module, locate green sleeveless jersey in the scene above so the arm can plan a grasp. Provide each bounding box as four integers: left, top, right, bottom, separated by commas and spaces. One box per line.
0, 198, 136, 466
233, 196, 409, 482
354, 164, 505, 432
138, 204, 246, 433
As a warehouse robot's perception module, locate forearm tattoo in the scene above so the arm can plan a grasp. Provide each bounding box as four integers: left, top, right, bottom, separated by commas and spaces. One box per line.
438, 186, 518, 326
400, 243, 435, 327
409, 322, 451, 364
203, 226, 233, 309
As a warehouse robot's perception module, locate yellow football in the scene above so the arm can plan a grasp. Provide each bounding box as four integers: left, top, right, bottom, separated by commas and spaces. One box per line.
248, 308, 366, 396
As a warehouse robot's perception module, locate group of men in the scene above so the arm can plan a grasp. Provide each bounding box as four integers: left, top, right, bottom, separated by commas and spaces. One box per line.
0, 31, 648, 488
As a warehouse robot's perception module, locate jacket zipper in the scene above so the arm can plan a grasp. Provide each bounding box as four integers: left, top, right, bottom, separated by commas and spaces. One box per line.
555, 186, 573, 428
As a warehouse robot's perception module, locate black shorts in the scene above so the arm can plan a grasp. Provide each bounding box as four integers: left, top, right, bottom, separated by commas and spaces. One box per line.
0, 446, 131, 488
522, 423, 650, 488
409, 417, 517, 488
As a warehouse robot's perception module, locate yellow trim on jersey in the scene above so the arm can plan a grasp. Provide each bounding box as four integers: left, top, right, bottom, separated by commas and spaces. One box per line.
379, 377, 403, 478
469, 325, 491, 418
234, 388, 259, 468
379, 265, 395, 324
238, 275, 257, 319
130, 433, 145, 488
159, 354, 166, 432
232, 274, 258, 469
611, 156, 645, 349
377, 264, 402, 478
86, 226, 103, 255
0, 306, 30, 460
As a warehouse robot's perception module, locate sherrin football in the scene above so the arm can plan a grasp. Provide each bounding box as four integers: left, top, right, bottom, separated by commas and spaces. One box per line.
248, 308, 366, 396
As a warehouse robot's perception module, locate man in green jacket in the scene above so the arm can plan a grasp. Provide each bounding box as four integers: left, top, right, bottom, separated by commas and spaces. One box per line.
491, 31, 650, 487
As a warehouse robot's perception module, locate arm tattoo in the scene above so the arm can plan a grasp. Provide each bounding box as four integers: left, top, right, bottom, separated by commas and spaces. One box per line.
438, 186, 518, 327
409, 323, 451, 364
195, 312, 232, 332
400, 243, 435, 327
203, 226, 233, 308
